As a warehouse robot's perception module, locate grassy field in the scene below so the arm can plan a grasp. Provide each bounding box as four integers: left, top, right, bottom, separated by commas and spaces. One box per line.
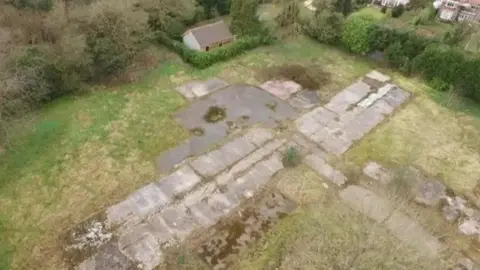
354, 6, 453, 38
2, 33, 480, 269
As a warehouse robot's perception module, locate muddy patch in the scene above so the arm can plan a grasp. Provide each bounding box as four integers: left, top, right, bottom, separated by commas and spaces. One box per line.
197, 191, 296, 269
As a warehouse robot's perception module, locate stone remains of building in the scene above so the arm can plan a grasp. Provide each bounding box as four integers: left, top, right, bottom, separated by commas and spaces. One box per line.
69, 71, 458, 269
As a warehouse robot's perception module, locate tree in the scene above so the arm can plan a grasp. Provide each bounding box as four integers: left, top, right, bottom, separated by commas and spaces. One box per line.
391, 4, 405, 18
443, 22, 473, 46
230, 0, 264, 36
305, 11, 344, 44
276, 0, 300, 27
333, 0, 353, 16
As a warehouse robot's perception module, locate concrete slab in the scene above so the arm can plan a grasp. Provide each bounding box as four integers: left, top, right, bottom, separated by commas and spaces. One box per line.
243, 127, 274, 147
227, 153, 283, 198
156, 165, 202, 199
386, 210, 444, 257
357, 84, 392, 108
175, 78, 228, 99
289, 90, 319, 110
363, 161, 394, 184
160, 204, 199, 240
325, 81, 372, 114
260, 80, 302, 100
121, 232, 163, 270
383, 86, 411, 108
106, 183, 169, 226
304, 154, 347, 186
343, 105, 385, 141
339, 185, 393, 223
162, 84, 297, 171
76, 241, 135, 270
190, 137, 255, 178
366, 70, 391, 83
216, 139, 286, 185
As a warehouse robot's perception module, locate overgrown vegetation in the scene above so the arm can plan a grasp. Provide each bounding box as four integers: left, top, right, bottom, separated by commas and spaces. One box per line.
258, 64, 331, 90
304, 10, 344, 44
391, 4, 405, 18
230, 0, 266, 36
316, 13, 480, 104
156, 32, 274, 68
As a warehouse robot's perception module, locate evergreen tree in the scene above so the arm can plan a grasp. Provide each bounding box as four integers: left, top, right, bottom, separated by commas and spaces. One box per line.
275, 0, 300, 27
230, 0, 263, 36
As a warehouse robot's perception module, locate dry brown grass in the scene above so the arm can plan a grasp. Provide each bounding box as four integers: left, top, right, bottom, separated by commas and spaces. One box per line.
345, 79, 480, 194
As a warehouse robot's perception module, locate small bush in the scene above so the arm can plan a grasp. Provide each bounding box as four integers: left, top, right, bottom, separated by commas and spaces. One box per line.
391, 4, 405, 18
257, 64, 331, 90
428, 78, 451, 92
304, 11, 344, 45
342, 15, 376, 54
282, 146, 301, 167
381, 6, 387, 13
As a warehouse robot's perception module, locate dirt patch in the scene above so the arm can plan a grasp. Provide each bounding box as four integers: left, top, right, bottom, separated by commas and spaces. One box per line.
257, 64, 331, 90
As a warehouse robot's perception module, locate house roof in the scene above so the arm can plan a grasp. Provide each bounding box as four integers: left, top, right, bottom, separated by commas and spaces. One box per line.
184, 21, 233, 47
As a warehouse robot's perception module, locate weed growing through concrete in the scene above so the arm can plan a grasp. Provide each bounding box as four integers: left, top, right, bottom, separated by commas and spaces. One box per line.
203, 106, 226, 123
283, 146, 301, 167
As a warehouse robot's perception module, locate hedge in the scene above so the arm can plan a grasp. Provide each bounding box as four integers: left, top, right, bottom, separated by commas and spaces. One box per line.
155, 31, 274, 69
337, 15, 480, 103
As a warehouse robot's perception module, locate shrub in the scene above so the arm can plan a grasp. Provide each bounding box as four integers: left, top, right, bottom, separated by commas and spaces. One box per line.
282, 146, 301, 167
391, 4, 405, 18
442, 22, 473, 46
304, 11, 344, 45
148, 14, 186, 39
342, 15, 376, 54
1, 46, 81, 117
456, 59, 480, 101
156, 32, 274, 69
381, 6, 387, 13
385, 41, 408, 69
412, 44, 465, 88
7, 0, 54, 11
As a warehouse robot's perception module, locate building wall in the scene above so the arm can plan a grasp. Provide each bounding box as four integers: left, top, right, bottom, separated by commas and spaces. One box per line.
183, 32, 201, 51
200, 37, 234, 52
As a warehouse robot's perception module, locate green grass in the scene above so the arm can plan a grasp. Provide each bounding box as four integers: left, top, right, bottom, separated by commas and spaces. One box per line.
353, 7, 452, 38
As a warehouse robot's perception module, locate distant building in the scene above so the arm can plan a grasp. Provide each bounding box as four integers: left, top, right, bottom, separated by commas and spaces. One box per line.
438, 0, 480, 21
182, 21, 234, 52
380, 0, 409, 7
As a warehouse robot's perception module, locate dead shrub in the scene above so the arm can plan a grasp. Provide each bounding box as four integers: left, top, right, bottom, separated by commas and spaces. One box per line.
258, 64, 331, 90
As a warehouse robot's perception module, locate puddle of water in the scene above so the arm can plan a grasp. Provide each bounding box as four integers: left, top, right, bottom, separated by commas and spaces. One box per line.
197, 192, 296, 269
